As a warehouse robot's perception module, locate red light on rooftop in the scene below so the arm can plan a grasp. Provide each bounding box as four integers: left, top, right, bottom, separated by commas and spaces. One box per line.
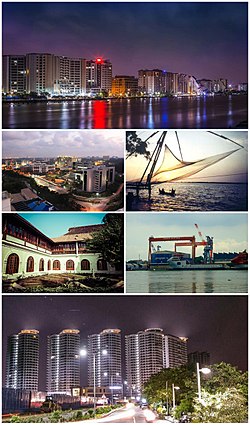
96, 57, 103, 64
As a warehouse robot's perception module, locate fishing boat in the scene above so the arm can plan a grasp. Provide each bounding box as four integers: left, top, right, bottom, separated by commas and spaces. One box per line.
158, 188, 176, 196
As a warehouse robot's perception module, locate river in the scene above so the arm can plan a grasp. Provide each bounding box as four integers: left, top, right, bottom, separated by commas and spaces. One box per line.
3, 95, 247, 129
126, 270, 248, 293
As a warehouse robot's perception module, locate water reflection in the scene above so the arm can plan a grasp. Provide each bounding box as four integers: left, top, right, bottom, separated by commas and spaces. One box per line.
3, 95, 247, 129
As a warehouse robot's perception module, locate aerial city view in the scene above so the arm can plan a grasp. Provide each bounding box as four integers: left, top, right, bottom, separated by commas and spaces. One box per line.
2, 2, 248, 129
2, 130, 124, 211
1, 1, 248, 424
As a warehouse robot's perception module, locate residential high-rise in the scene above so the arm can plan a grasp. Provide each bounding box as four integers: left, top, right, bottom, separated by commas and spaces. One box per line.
138, 69, 166, 95
6, 330, 39, 391
164, 335, 188, 368
86, 58, 112, 94
125, 329, 188, 393
188, 351, 210, 368
54, 56, 86, 95
88, 329, 122, 391
2, 55, 26, 94
26, 53, 55, 94
47, 329, 80, 394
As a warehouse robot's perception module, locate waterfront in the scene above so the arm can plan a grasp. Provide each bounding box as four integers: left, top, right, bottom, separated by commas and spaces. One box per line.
126, 182, 248, 211
3, 95, 247, 129
126, 270, 248, 293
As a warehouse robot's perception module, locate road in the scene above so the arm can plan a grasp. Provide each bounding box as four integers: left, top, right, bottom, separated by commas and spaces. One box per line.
83, 404, 168, 423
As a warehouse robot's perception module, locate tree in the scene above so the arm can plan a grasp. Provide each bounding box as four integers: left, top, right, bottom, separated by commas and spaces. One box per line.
87, 214, 124, 270
126, 131, 150, 159
192, 388, 247, 423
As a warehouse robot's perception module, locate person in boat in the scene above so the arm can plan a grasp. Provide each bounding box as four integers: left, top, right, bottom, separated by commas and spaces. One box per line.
159, 188, 166, 195
171, 188, 175, 196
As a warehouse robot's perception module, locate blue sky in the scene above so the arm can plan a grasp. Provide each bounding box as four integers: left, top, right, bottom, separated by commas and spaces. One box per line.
19, 213, 106, 238
126, 212, 248, 260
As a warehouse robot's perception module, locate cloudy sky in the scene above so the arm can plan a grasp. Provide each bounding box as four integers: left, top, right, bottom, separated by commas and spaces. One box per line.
126, 130, 248, 183
2, 130, 124, 157
3, 2, 247, 82
126, 212, 248, 260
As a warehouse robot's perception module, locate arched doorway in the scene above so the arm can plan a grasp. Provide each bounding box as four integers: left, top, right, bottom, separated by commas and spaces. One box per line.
53, 260, 61, 271
66, 260, 74, 271
39, 258, 44, 271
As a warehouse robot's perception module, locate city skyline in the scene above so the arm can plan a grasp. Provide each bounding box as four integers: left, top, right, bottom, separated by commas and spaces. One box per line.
126, 213, 248, 259
3, 296, 248, 391
2, 130, 124, 158
3, 2, 247, 83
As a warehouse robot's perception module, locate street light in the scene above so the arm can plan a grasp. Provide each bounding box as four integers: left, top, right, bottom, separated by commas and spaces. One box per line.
172, 384, 180, 409
80, 347, 107, 418
196, 362, 211, 402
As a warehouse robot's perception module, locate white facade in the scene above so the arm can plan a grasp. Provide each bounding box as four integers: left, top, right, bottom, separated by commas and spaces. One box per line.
74, 165, 115, 193
6, 330, 39, 391
88, 329, 122, 392
47, 330, 80, 394
164, 335, 188, 368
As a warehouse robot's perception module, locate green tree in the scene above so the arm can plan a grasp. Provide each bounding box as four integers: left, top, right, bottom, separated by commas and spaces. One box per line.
192, 388, 247, 423
87, 214, 124, 270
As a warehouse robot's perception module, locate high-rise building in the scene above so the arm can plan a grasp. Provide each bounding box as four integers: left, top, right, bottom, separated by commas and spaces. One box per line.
138, 69, 166, 95
47, 329, 80, 394
164, 335, 188, 368
26, 53, 55, 94
86, 58, 112, 94
6, 330, 39, 391
88, 329, 122, 392
73, 165, 115, 193
188, 351, 210, 368
54, 56, 86, 95
125, 329, 188, 393
2, 55, 26, 94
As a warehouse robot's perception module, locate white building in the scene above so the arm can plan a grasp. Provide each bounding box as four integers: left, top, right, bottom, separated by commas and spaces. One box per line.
74, 165, 115, 193
88, 329, 122, 396
2, 214, 117, 281
32, 162, 55, 174
47, 329, 80, 394
125, 328, 188, 393
6, 330, 39, 391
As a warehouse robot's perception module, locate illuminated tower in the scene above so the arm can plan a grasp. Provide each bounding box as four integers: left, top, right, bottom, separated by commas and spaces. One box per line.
6, 330, 39, 391
86, 58, 112, 93
88, 329, 122, 390
164, 335, 188, 368
47, 329, 80, 394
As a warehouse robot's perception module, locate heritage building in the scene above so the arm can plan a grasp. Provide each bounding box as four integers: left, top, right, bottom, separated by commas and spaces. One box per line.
2, 214, 116, 280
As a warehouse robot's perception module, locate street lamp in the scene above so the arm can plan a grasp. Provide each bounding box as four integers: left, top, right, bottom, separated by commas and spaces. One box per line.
80, 348, 107, 418
196, 362, 211, 402
172, 384, 180, 409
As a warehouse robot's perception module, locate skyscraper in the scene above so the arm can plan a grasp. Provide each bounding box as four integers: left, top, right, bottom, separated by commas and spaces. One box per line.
86, 58, 112, 94
47, 329, 80, 394
6, 330, 39, 391
88, 329, 122, 391
125, 329, 188, 393
2, 55, 26, 94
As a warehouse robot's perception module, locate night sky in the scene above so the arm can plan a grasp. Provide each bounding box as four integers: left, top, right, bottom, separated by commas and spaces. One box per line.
2, 295, 248, 391
2, 2, 248, 83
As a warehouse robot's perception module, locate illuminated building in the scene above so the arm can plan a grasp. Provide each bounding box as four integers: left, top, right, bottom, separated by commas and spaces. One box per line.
2, 55, 26, 94
26, 53, 55, 94
54, 56, 87, 95
138, 69, 166, 95
6, 330, 39, 391
125, 329, 188, 392
47, 329, 80, 394
86, 58, 112, 94
164, 335, 188, 368
2, 214, 117, 280
73, 165, 115, 193
32, 162, 55, 174
111, 75, 138, 96
88, 329, 122, 395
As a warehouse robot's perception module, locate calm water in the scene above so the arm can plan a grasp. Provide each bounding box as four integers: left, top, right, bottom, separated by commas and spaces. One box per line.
126, 182, 248, 211
126, 270, 248, 293
3, 95, 247, 129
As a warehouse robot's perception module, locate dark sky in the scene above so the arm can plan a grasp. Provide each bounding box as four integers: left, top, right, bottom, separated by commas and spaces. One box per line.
2, 295, 248, 391
2, 2, 248, 83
